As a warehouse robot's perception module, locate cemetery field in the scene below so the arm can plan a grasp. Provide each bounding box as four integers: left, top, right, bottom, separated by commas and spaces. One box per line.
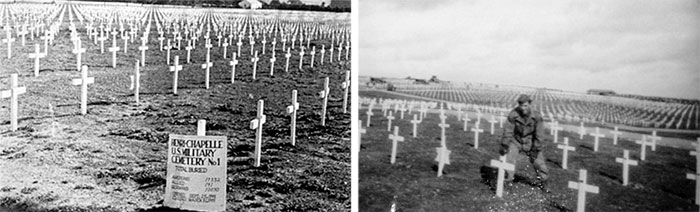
0, 4, 351, 211
359, 96, 697, 211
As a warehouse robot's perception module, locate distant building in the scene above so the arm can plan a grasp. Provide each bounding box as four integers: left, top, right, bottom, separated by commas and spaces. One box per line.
413, 79, 429, 85
239, 0, 263, 9
329, 0, 350, 8
587, 89, 616, 96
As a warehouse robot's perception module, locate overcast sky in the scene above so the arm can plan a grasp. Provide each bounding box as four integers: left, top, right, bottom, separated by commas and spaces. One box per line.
359, 0, 699, 100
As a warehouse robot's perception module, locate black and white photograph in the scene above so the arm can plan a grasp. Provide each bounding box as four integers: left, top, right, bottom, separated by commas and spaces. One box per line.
0, 0, 351, 211
358, 0, 699, 211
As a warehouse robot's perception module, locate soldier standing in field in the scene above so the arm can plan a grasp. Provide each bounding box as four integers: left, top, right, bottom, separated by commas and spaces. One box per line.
498, 94, 550, 192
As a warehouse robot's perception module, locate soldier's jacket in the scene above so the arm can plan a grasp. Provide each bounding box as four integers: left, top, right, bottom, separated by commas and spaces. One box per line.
500, 108, 545, 152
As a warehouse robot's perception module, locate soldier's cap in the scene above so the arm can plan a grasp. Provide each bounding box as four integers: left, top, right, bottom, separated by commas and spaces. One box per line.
517, 94, 532, 104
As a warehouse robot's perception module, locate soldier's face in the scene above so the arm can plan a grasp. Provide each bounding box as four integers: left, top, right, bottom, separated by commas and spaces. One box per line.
519, 102, 531, 115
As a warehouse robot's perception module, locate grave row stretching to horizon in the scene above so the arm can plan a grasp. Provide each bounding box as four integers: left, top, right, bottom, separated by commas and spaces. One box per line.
359, 76, 700, 131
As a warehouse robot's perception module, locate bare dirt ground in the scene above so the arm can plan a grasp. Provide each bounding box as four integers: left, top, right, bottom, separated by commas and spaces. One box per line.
359, 90, 697, 212
0, 6, 350, 211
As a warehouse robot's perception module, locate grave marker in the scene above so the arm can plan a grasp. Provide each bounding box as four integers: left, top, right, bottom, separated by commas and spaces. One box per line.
490, 155, 515, 198
557, 137, 575, 169
0, 74, 27, 131
130, 60, 141, 104
250, 100, 266, 167
648, 131, 661, 151
568, 169, 599, 212
366, 109, 373, 127
251, 51, 259, 80
284, 48, 291, 72
72, 39, 86, 70
389, 126, 404, 164
590, 127, 605, 152
488, 116, 498, 135
610, 126, 622, 145
472, 126, 484, 149
319, 77, 330, 126
169, 56, 183, 94
229, 53, 238, 84
386, 111, 395, 132
27, 44, 46, 77
342, 71, 350, 113
286, 90, 299, 146
201, 42, 214, 89
635, 136, 651, 161
615, 150, 637, 186
410, 114, 420, 137
687, 138, 700, 205
71, 65, 94, 115
138, 37, 148, 66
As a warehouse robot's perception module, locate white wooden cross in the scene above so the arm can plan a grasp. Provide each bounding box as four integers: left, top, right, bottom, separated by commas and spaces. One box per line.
185, 40, 194, 63
72, 39, 86, 71
551, 121, 563, 143
578, 122, 586, 140
138, 37, 148, 66
97, 32, 108, 54
435, 145, 451, 177
41, 33, 51, 55
169, 55, 183, 94
2, 28, 15, 58
27, 44, 46, 77
250, 100, 266, 167
222, 40, 229, 59
108, 32, 121, 68
410, 114, 420, 137
687, 138, 700, 205
319, 77, 330, 126
229, 53, 238, 84
251, 51, 259, 80
236, 37, 242, 56
269, 51, 277, 76
1, 74, 27, 131
635, 135, 651, 161
463, 114, 471, 131
165, 39, 172, 65
71, 65, 94, 115
488, 115, 498, 135
610, 126, 622, 145
342, 71, 350, 113
366, 109, 374, 127
201, 41, 214, 89
648, 131, 661, 151
284, 48, 291, 72
389, 126, 404, 164
310, 46, 316, 67
122, 34, 130, 54
285, 90, 300, 146
568, 169, 599, 212
320, 45, 326, 65
472, 126, 484, 149
157, 33, 165, 51
130, 60, 141, 104
197, 119, 207, 136
438, 121, 449, 146
386, 111, 395, 132
298, 47, 305, 70
261, 37, 267, 54
359, 120, 366, 152
557, 137, 575, 169
490, 155, 515, 198
590, 127, 605, 152
615, 149, 638, 186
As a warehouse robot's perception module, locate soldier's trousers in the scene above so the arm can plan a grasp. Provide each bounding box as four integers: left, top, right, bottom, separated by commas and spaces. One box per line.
504, 141, 549, 182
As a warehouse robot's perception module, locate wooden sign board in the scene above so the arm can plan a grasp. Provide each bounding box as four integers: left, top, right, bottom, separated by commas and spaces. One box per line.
165, 134, 228, 212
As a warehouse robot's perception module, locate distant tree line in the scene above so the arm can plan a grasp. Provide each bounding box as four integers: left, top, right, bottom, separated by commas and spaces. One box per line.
69, 0, 350, 12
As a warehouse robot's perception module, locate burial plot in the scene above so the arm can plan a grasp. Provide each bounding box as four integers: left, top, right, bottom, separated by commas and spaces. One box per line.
286, 90, 299, 146
490, 155, 515, 198
557, 137, 575, 169
250, 100, 266, 167
435, 146, 451, 177
615, 150, 637, 186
